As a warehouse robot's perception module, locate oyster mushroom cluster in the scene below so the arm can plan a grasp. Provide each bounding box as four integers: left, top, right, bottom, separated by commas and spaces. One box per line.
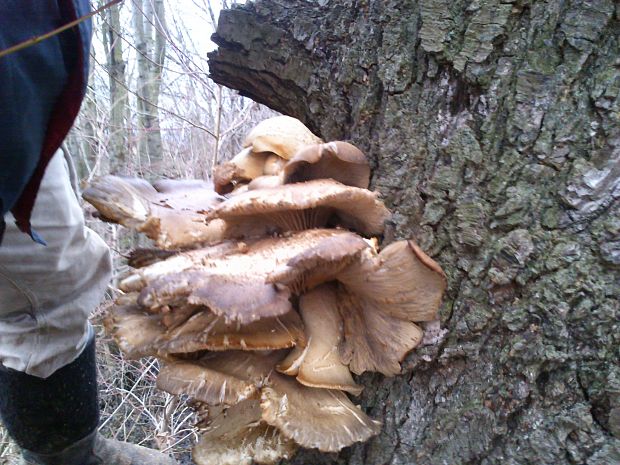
83, 116, 447, 465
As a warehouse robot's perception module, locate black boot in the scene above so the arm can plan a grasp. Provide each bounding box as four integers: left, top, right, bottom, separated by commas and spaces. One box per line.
0, 335, 176, 465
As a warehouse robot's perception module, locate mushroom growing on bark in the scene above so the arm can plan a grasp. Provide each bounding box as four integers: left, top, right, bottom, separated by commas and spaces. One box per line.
84, 116, 446, 465
213, 115, 322, 194
83, 176, 225, 249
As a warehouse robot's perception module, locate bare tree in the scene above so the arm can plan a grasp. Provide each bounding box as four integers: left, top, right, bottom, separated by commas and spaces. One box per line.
132, 0, 165, 171
102, 0, 129, 173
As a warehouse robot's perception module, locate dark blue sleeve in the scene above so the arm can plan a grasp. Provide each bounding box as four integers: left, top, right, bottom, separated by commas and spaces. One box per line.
0, 0, 92, 220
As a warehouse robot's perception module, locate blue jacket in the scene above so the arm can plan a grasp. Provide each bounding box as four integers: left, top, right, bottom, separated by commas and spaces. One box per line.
0, 0, 92, 244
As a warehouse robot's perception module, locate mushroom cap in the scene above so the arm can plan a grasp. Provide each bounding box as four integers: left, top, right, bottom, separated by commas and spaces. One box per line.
133, 229, 369, 324
294, 284, 363, 395
103, 302, 163, 360
83, 175, 226, 249
243, 116, 322, 159
127, 248, 178, 269
193, 399, 297, 465
104, 302, 304, 358
282, 141, 370, 188
247, 175, 283, 191
260, 373, 381, 452
267, 231, 369, 294
119, 240, 243, 293
213, 148, 274, 195
157, 351, 284, 405
82, 175, 152, 228
163, 309, 305, 353
263, 154, 287, 175
338, 240, 447, 322
208, 179, 391, 237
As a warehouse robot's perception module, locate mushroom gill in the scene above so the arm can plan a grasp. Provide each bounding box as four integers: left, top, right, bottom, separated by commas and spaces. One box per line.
337, 287, 424, 376
156, 351, 284, 405
104, 302, 304, 358
338, 240, 447, 322
193, 399, 297, 465
207, 179, 391, 238
294, 284, 363, 395
260, 373, 381, 452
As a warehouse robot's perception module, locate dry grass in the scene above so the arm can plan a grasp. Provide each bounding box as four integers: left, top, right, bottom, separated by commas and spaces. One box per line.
0, 310, 198, 465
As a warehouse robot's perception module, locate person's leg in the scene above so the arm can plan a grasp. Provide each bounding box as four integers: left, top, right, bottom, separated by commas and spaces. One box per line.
0, 150, 110, 377
0, 151, 176, 465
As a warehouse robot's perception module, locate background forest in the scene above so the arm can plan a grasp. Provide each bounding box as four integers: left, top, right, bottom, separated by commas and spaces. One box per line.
1, 1, 269, 464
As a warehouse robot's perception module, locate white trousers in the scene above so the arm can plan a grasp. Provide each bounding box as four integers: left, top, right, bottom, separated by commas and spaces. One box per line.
0, 150, 111, 378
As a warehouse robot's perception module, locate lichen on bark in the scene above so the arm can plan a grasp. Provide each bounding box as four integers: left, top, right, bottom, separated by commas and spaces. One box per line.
208, 1, 620, 463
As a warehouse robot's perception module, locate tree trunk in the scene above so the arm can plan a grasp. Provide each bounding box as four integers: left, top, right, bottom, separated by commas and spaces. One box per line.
103, 0, 129, 173
132, 0, 164, 170
208, 1, 620, 464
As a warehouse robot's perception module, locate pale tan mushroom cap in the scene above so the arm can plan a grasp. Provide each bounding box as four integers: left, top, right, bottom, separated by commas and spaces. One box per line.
283, 141, 371, 188
213, 148, 276, 195
243, 116, 322, 159
82, 176, 152, 228
207, 179, 391, 237
261, 373, 381, 452
193, 399, 297, 465
83, 175, 225, 249
103, 303, 163, 360
295, 284, 363, 395
338, 240, 447, 322
157, 351, 284, 405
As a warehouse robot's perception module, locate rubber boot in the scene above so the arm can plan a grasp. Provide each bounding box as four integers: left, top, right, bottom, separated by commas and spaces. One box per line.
0, 335, 176, 465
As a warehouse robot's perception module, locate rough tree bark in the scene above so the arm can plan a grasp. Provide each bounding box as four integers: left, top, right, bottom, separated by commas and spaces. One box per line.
208, 1, 619, 464
132, 0, 165, 169
103, 0, 129, 173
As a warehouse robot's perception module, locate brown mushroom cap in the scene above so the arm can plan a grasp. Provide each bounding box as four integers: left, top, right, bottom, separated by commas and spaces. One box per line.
267, 231, 370, 294
83, 175, 226, 249
163, 309, 305, 353
330, 240, 445, 376
282, 141, 371, 188
338, 240, 447, 322
132, 230, 369, 324
243, 116, 322, 159
260, 373, 381, 452
103, 303, 163, 360
193, 399, 297, 465
157, 351, 283, 405
294, 284, 363, 395
104, 303, 304, 359
207, 179, 391, 237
